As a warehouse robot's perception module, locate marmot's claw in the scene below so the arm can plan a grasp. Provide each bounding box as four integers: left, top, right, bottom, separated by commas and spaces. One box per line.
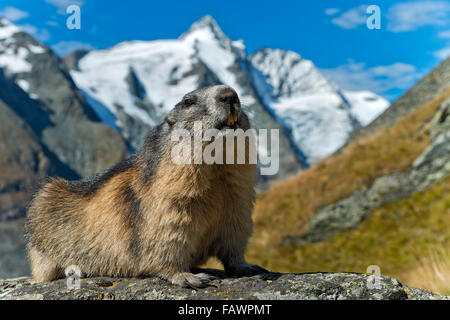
171, 272, 217, 288
226, 264, 270, 277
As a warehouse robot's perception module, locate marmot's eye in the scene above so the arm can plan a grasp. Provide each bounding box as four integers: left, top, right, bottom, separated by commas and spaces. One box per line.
183, 98, 194, 106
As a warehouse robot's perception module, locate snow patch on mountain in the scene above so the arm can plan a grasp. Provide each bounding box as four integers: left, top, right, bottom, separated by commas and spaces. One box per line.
249, 48, 354, 163
179, 16, 257, 109
0, 18, 20, 40
250, 48, 334, 99
0, 47, 32, 74
16, 79, 29, 91
265, 93, 355, 164
0, 19, 46, 75
341, 90, 390, 126
71, 39, 212, 129
179, 16, 247, 93
27, 44, 45, 54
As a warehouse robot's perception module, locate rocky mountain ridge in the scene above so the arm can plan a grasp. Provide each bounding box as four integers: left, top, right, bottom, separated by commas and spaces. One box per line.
0, 17, 129, 220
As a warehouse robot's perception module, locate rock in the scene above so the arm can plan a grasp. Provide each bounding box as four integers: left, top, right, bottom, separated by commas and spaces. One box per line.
62, 50, 90, 71
0, 271, 446, 300
125, 67, 147, 100
41, 118, 128, 177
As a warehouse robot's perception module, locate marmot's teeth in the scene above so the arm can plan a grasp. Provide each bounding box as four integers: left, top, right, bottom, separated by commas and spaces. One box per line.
227, 110, 238, 126
227, 112, 235, 126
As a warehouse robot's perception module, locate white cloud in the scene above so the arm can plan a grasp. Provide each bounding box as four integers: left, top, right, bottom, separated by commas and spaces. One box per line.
329, 2, 450, 32
325, 8, 340, 16
46, 20, 59, 27
434, 46, 450, 59
321, 61, 422, 97
371, 63, 418, 78
387, 1, 450, 32
19, 24, 37, 34
0, 6, 29, 21
51, 41, 94, 56
34, 29, 51, 42
45, 0, 84, 14
19, 24, 51, 42
438, 30, 450, 39
436, 29, 450, 60
331, 5, 368, 29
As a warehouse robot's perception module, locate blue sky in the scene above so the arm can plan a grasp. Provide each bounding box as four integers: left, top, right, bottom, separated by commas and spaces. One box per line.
1, 0, 449, 101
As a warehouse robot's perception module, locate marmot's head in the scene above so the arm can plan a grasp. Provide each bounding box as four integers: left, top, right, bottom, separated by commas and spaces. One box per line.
140, 85, 255, 174
165, 85, 251, 132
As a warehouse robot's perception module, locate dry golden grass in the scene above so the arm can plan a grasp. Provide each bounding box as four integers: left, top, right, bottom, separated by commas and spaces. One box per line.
401, 246, 450, 295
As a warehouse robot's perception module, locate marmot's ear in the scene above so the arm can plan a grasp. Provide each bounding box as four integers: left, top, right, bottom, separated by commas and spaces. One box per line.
166, 112, 176, 125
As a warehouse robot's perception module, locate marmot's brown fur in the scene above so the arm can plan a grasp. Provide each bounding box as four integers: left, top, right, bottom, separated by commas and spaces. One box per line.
25, 85, 268, 288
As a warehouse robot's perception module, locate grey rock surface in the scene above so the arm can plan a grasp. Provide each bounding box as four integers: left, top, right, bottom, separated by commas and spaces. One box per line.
0, 272, 446, 300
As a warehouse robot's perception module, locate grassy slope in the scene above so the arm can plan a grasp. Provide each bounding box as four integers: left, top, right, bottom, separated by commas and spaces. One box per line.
260, 176, 449, 283
241, 89, 450, 291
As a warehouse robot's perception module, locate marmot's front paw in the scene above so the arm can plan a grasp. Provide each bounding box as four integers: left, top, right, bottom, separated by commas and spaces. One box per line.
225, 263, 270, 277
171, 272, 217, 288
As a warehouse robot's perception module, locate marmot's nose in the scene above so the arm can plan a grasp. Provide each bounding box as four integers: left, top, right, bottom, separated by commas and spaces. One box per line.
217, 87, 240, 126
217, 88, 240, 110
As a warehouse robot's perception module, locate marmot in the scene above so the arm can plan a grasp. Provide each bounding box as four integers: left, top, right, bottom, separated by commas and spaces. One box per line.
25, 85, 268, 288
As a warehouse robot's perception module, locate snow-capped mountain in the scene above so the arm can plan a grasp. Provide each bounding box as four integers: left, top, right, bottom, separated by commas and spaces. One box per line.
0, 18, 45, 95
70, 15, 389, 168
70, 16, 304, 182
249, 48, 389, 163
70, 15, 256, 142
